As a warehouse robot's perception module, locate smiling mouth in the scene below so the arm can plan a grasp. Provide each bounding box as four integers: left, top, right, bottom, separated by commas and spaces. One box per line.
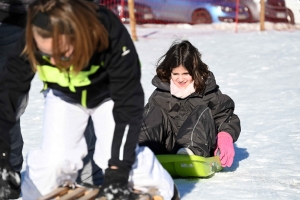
177, 82, 187, 87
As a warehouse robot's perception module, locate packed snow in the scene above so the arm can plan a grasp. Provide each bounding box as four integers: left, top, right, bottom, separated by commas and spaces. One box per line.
19, 22, 300, 199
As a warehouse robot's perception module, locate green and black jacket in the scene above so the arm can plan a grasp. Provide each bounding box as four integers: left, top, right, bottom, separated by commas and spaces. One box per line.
0, 6, 144, 172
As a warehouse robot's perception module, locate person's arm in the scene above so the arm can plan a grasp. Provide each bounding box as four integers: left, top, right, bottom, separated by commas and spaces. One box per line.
203, 72, 240, 141
204, 73, 240, 167
97, 7, 144, 199
206, 89, 241, 142
100, 7, 144, 172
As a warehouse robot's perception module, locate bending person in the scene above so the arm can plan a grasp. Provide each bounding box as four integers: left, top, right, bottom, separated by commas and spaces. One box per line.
139, 40, 241, 168
0, 0, 103, 199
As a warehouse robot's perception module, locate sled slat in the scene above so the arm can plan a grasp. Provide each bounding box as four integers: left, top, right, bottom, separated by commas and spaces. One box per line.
38, 187, 69, 200
153, 196, 164, 200
76, 188, 100, 200
136, 189, 164, 200
59, 187, 86, 200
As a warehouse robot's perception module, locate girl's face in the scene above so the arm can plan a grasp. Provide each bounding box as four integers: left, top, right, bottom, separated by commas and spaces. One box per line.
33, 31, 73, 65
171, 65, 193, 89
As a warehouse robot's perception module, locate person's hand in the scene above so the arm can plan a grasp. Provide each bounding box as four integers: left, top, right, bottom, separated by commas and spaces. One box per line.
97, 167, 138, 199
214, 132, 235, 167
0, 152, 21, 199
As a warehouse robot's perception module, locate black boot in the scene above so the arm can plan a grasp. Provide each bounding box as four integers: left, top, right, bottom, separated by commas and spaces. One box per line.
0, 154, 21, 200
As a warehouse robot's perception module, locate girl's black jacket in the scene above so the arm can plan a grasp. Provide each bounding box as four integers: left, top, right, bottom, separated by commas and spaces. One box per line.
0, 6, 144, 172
141, 73, 241, 143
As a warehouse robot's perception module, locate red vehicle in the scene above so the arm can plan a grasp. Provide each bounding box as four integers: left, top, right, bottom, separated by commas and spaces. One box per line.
100, 0, 154, 23
265, 0, 288, 22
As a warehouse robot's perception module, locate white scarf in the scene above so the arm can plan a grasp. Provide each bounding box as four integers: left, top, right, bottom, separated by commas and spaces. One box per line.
170, 79, 195, 99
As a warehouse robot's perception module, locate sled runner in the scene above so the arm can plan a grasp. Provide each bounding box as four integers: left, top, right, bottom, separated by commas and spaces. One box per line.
38, 184, 164, 200
156, 155, 222, 178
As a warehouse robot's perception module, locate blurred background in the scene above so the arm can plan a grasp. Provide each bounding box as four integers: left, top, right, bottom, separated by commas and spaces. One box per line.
98, 0, 299, 25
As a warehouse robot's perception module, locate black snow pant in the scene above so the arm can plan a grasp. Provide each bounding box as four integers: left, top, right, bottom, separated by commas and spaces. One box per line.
139, 105, 217, 157
9, 120, 24, 172
0, 23, 25, 173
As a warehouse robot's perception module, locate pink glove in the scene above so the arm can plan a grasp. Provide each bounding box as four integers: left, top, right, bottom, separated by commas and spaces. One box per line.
214, 132, 234, 167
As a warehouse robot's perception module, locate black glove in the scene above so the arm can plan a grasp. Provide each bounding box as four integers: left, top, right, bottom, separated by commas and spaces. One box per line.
97, 168, 138, 200
0, 152, 21, 199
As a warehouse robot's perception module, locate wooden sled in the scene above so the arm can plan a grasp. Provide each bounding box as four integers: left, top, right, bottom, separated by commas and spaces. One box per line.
38, 186, 99, 200
38, 185, 164, 200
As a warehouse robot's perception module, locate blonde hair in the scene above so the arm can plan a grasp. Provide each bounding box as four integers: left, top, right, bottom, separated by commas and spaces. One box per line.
23, 0, 109, 73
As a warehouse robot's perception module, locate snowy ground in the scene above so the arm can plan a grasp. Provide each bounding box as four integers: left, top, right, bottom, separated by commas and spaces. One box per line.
20, 22, 300, 199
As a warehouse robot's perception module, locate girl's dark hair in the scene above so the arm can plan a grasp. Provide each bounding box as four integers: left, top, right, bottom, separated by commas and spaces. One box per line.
23, 0, 109, 73
156, 40, 209, 93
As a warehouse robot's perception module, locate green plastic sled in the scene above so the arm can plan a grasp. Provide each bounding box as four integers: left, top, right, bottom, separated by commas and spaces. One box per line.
156, 154, 222, 178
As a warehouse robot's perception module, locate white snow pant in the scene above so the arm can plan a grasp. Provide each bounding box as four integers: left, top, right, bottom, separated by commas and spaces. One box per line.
21, 90, 174, 200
